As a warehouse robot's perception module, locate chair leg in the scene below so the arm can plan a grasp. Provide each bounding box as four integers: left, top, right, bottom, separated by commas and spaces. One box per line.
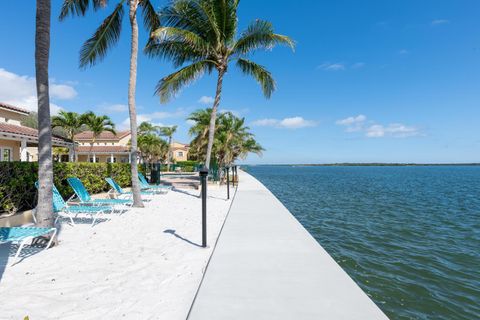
11, 237, 31, 266
44, 228, 57, 251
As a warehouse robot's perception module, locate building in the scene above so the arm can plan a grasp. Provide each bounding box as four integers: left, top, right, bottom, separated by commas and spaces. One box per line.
74, 131, 131, 163
170, 142, 190, 162
0, 102, 73, 162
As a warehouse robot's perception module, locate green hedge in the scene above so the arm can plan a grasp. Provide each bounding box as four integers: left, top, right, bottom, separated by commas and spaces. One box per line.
0, 162, 132, 216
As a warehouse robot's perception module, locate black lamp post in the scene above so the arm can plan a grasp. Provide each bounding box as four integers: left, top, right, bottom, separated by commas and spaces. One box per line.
226, 166, 230, 200
199, 166, 209, 248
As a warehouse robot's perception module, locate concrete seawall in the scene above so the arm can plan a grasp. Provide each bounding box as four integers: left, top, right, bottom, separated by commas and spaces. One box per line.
188, 170, 388, 319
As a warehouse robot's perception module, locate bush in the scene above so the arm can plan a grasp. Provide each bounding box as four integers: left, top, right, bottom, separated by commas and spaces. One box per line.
0, 162, 132, 216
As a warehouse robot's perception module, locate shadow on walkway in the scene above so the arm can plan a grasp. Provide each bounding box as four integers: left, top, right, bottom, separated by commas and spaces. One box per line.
163, 229, 202, 247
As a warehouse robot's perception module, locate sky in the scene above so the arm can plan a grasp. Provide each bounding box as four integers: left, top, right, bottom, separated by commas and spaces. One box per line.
1, 1, 480, 164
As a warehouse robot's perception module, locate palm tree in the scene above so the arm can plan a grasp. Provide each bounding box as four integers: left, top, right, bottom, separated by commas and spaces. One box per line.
159, 125, 177, 171
35, 0, 55, 230
138, 133, 168, 162
51, 111, 84, 161
81, 111, 116, 161
146, 0, 294, 169
59, 0, 160, 207
187, 110, 263, 168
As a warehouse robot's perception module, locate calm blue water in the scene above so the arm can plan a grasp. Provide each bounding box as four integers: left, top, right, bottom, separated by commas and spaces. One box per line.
245, 165, 480, 320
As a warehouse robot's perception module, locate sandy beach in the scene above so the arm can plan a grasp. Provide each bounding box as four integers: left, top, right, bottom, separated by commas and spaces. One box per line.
0, 185, 232, 320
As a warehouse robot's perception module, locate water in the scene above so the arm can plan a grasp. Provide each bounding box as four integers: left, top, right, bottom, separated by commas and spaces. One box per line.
245, 165, 480, 320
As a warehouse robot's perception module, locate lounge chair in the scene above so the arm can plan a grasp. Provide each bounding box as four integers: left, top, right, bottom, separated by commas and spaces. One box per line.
34, 182, 112, 226
105, 178, 154, 199
67, 177, 132, 209
138, 173, 172, 192
0, 227, 57, 265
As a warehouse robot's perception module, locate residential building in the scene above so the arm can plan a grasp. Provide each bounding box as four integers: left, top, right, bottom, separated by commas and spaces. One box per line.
171, 142, 190, 162
0, 102, 73, 162
74, 131, 131, 163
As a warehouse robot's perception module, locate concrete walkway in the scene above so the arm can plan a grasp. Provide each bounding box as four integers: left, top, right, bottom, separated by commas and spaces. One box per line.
188, 170, 388, 320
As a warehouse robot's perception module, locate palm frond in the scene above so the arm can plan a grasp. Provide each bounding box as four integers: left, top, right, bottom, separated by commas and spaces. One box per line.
151, 27, 211, 54
155, 60, 214, 103
236, 58, 275, 98
139, 0, 160, 33
59, 0, 107, 20
212, 0, 239, 43
233, 19, 295, 55
79, 1, 125, 68
145, 40, 205, 67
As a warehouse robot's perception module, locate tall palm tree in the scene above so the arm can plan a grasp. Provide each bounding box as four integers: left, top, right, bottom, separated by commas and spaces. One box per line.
59, 0, 160, 207
35, 0, 55, 230
159, 125, 177, 171
187, 108, 215, 162
51, 111, 84, 161
138, 133, 168, 162
146, 0, 294, 169
82, 111, 116, 161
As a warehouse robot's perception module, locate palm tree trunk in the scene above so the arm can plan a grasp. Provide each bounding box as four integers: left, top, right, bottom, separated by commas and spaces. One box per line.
35, 0, 54, 230
128, 0, 143, 207
167, 135, 172, 171
205, 69, 225, 169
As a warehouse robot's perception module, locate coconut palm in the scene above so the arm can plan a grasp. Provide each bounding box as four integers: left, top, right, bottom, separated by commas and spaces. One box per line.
51, 111, 85, 161
35, 0, 55, 230
81, 111, 116, 161
187, 110, 263, 168
138, 121, 160, 135
59, 0, 160, 207
159, 125, 177, 171
146, 0, 294, 169
138, 133, 168, 162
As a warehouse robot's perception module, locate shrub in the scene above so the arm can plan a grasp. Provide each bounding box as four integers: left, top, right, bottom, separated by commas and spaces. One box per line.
0, 162, 132, 216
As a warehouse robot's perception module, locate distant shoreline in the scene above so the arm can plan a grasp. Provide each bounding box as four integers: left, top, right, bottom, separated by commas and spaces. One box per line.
245, 163, 480, 167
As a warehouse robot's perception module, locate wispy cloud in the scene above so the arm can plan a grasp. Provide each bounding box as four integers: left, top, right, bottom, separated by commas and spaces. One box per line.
198, 96, 214, 105
317, 62, 346, 71
431, 19, 450, 26
336, 114, 420, 138
398, 49, 409, 55
0, 67, 77, 114
121, 109, 185, 129
252, 116, 316, 129
100, 103, 128, 113
317, 62, 366, 71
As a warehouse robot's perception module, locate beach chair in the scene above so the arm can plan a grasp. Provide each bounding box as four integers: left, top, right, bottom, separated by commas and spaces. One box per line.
34, 182, 112, 226
0, 227, 57, 266
67, 177, 132, 209
138, 173, 172, 193
105, 178, 154, 199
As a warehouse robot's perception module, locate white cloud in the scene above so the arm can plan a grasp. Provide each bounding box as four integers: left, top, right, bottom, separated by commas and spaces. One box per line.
0, 68, 77, 114
101, 103, 128, 113
366, 123, 420, 138
120, 109, 185, 129
198, 96, 214, 105
431, 19, 449, 26
398, 49, 409, 55
317, 62, 346, 71
252, 116, 316, 129
336, 114, 420, 138
186, 119, 196, 126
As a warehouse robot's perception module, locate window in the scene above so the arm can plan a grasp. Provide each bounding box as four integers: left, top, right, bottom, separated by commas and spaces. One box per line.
89, 157, 96, 163
107, 157, 117, 163
177, 151, 184, 157
1, 148, 12, 162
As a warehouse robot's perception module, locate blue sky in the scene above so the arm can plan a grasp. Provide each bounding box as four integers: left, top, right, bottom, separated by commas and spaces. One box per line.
1, 1, 479, 164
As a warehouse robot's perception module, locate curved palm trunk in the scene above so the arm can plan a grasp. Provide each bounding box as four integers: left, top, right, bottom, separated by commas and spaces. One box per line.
35, 0, 54, 231
128, 0, 143, 207
205, 69, 225, 169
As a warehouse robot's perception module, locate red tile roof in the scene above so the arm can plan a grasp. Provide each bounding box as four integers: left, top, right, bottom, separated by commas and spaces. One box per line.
0, 102, 30, 115
76, 145, 130, 153
75, 131, 130, 140
0, 122, 72, 144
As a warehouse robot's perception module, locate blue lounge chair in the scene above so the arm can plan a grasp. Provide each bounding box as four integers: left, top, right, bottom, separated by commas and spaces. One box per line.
138, 173, 172, 192
0, 227, 57, 265
34, 182, 112, 226
67, 177, 132, 208
105, 178, 154, 199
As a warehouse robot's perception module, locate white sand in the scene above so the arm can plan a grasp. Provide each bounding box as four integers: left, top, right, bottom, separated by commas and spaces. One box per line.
0, 185, 232, 320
